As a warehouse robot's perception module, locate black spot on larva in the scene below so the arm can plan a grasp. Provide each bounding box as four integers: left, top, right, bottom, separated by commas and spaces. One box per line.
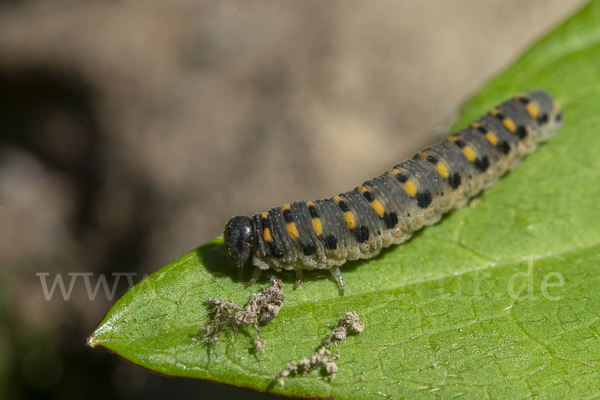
263, 246, 271, 258
308, 205, 319, 218
303, 243, 316, 256
416, 191, 432, 208
383, 213, 392, 229
396, 172, 409, 183
453, 139, 466, 148
273, 247, 285, 258
283, 208, 293, 223
261, 216, 271, 229
518, 97, 530, 104
361, 225, 370, 242
362, 190, 375, 202
498, 141, 511, 154
426, 155, 438, 164
383, 212, 398, 229
516, 126, 528, 139
337, 200, 350, 212
477, 126, 487, 134
537, 113, 548, 124
555, 112, 562, 123
474, 156, 490, 172
353, 225, 369, 243
390, 212, 399, 226
324, 235, 338, 250
494, 112, 506, 121
447, 172, 461, 189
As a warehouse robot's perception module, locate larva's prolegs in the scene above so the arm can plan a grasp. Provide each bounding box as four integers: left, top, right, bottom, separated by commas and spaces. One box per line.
224, 91, 563, 295
293, 270, 303, 290
329, 266, 345, 296
248, 267, 262, 288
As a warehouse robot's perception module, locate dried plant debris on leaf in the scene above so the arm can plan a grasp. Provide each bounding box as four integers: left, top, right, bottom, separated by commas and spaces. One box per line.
202, 298, 241, 351
277, 311, 364, 387
202, 277, 285, 352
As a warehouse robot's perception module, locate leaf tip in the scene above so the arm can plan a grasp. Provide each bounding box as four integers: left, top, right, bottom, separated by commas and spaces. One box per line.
86, 333, 99, 348
86, 323, 110, 349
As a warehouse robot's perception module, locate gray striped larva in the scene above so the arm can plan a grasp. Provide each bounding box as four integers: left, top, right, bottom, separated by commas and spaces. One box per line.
224, 91, 563, 295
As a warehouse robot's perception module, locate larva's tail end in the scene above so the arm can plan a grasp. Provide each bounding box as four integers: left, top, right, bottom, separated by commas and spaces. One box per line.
522, 90, 563, 142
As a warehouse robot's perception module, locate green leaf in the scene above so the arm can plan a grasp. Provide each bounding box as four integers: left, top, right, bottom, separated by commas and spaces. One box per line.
88, 2, 600, 398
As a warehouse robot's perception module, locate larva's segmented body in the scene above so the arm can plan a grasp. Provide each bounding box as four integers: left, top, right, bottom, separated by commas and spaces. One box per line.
224, 91, 563, 295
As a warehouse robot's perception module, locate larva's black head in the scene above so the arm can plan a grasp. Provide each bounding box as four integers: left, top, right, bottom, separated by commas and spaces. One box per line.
224, 216, 256, 267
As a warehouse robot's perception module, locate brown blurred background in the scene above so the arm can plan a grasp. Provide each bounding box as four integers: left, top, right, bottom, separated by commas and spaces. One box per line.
0, 1, 586, 399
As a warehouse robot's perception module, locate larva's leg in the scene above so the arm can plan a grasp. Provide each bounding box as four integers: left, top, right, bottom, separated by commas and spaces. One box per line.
329, 266, 345, 296
247, 267, 262, 287
293, 270, 303, 290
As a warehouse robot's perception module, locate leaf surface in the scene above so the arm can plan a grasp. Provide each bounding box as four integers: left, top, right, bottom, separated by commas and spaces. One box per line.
89, 2, 600, 398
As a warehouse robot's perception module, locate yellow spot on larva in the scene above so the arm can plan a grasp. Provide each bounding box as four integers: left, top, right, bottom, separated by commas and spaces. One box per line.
333, 195, 343, 203
526, 102, 539, 119
356, 186, 368, 194
403, 180, 417, 197
489, 109, 499, 116
471, 122, 480, 129
447, 136, 459, 143
485, 132, 498, 146
503, 117, 516, 133
287, 222, 299, 239
371, 200, 385, 217
306, 200, 315, 207
281, 203, 291, 212
312, 217, 323, 236
417, 153, 427, 159
261, 212, 269, 219
263, 227, 272, 242
435, 162, 449, 179
389, 168, 402, 176
345, 211, 357, 229
462, 146, 477, 162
